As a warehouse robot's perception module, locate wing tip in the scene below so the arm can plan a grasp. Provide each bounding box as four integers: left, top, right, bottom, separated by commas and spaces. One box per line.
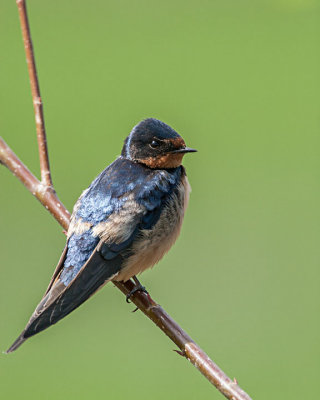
6, 333, 27, 354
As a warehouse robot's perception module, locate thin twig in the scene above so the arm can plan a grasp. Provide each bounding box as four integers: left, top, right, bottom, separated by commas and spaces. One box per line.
1, 2, 253, 399
16, 0, 52, 188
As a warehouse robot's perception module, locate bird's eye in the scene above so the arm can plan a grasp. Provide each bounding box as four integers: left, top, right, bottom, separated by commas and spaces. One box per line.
150, 140, 160, 148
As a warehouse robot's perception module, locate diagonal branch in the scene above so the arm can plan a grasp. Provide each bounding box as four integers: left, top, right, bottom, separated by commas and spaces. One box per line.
0, 137, 70, 230
0, 137, 252, 400
0, 1, 253, 400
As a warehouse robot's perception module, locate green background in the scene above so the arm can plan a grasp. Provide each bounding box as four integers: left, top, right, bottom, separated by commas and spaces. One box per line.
1, 1, 319, 399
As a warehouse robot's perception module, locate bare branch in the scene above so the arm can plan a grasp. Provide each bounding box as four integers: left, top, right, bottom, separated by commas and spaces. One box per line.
114, 280, 252, 400
16, 0, 52, 188
0, 137, 70, 230
1, 2, 254, 399
0, 140, 252, 400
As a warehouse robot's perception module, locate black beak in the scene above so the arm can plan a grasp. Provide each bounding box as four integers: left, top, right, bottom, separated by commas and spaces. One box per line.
171, 147, 197, 154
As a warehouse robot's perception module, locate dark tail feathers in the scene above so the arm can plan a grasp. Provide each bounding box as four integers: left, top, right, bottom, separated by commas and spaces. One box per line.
6, 332, 27, 354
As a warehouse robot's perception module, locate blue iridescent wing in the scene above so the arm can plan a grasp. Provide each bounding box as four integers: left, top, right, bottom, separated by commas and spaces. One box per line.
6, 242, 125, 352
59, 157, 182, 286
6, 159, 183, 352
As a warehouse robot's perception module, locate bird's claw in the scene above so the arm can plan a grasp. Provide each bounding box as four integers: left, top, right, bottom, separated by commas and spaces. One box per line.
126, 284, 148, 303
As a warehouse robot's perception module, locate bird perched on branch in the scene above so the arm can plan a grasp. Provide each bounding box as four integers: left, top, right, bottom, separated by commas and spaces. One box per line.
7, 118, 196, 353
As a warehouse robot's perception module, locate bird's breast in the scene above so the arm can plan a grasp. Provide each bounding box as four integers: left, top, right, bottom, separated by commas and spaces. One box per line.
115, 174, 191, 282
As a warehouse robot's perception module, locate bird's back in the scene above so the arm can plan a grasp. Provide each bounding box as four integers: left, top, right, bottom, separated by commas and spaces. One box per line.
7, 157, 187, 352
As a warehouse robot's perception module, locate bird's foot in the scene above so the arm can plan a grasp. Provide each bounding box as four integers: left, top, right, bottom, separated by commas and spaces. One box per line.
126, 276, 148, 303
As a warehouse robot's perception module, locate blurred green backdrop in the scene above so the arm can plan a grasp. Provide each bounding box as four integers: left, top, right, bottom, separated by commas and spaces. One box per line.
1, 1, 319, 399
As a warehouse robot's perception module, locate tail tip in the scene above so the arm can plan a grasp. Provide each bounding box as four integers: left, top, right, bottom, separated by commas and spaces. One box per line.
6, 334, 27, 354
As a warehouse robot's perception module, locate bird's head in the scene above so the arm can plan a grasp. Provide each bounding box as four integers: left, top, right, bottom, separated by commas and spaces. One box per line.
121, 118, 196, 169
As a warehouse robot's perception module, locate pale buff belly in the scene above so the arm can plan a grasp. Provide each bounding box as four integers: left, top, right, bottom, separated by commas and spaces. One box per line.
115, 175, 191, 282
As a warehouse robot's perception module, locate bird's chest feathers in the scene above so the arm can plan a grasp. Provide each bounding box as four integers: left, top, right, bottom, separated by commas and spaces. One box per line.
115, 175, 191, 282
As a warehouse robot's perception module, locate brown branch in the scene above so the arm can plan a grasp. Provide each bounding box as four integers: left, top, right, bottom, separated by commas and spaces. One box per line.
0, 137, 70, 230
114, 280, 252, 400
1, 138, 252, 400
16, 0, 52, 188
0, 2, 253, 400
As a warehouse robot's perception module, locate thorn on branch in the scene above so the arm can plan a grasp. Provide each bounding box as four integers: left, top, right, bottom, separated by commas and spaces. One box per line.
33, 96, 42, 105
174, 349, 186, 357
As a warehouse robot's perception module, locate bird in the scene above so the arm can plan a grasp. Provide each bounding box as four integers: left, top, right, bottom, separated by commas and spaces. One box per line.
6, 118, 196, 353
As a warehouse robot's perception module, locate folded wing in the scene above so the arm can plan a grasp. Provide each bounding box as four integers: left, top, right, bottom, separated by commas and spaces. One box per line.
7, 158, 182, 352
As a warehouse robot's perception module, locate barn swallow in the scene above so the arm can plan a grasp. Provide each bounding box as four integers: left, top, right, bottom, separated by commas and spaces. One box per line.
7, 118, 196, 353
